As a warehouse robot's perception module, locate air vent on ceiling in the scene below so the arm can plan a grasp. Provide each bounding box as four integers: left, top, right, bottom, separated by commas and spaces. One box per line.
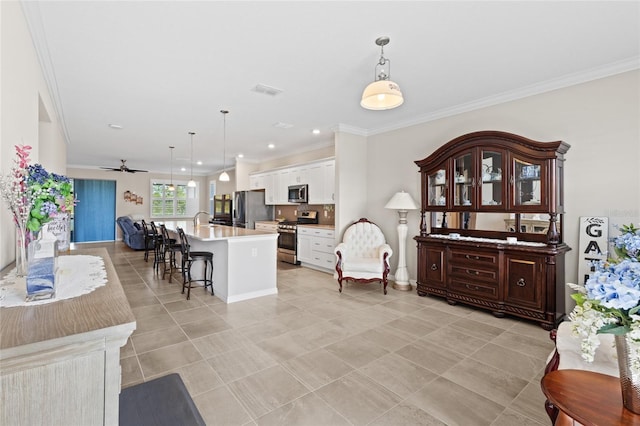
252, 84, 283, 96
273, 122, 294, 129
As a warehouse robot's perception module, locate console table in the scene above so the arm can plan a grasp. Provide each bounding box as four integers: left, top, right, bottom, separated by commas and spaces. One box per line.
0, 248, 136, 426
541, 369, 640, 426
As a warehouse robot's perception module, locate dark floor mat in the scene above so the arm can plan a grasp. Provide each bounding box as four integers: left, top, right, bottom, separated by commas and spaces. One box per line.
119, 373, 206, 426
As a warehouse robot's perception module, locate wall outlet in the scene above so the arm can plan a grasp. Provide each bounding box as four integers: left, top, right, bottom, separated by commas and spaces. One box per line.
278, 209, 281, 215
294, 210, 297, 216
324, 210, 327, 217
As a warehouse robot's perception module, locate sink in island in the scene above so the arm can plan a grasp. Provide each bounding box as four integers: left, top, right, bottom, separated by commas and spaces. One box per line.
161, 221, 278, 303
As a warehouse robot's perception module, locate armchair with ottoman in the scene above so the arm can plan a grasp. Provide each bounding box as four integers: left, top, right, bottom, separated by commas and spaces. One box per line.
334, 218, 393, 294
116, 216, 146, 250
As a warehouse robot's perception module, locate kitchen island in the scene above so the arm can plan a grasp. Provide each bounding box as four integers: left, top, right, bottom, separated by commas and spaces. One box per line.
162, 221, 278, 303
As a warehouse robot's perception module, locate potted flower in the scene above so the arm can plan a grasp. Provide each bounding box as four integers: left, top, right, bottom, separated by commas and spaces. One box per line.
568, 223, 640, 414
1, 145, 75, 299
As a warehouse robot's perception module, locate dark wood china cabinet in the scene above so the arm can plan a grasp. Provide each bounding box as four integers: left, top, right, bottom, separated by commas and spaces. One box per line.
414, 131, 571, 329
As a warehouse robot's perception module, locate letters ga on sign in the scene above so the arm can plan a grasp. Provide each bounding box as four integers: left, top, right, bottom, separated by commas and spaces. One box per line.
578, 217, 608, 285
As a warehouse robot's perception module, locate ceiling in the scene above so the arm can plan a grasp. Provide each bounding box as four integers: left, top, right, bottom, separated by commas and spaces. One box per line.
22, 1, 640, 176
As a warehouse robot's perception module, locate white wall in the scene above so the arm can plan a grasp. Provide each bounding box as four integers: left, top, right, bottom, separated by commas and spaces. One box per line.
334, 131, 368, 239
366, 70, 640, 309
1, 2, 67, 270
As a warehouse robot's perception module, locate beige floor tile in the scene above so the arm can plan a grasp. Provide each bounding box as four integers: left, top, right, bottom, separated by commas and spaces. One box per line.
315, 371, 402, 425
137, 341, 203, 378
193, 385, 252, 425
355, 324, 416, 351
192, 329, 255, 357
492, 408, 546, 426
508, 381, 552, 425
289, 321, 353, 348
408, 377, 505, 426
360, 352, 437, 398
282, 348, 354, 390
180, 316, 232, 339
255, 392, 350, 426
169, 360, 224, 397
227, 365, 310, 419
207, 344, 277, 383
385, 314, 439, 338
443, 358, 529, 406
448, 317, 507, 341
120, 337, 135, 358
170, 305, 216, 324
132, 311, 177, 335
492, 330, 555, 360
473, 343, 547, 381
120, 355, 143, 387
368, 401, 447, 426
324, 334, 389, 368
423, 326, 487, 356
162, 297, 205, 312
255, 332, 317, 363
131, 325, 188, 354
395, 338, 465, 374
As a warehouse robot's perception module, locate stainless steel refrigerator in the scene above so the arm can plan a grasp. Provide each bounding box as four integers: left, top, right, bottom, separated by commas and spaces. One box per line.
232, 190, 274, 229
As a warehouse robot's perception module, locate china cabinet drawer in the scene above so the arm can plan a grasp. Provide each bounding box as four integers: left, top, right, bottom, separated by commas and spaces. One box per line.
450, 265, 498, 283
449, 250, 498, 267
450, 278, 499, 300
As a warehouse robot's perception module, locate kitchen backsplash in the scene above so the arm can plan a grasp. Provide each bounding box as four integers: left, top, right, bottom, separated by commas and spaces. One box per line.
275, 204, 335, 225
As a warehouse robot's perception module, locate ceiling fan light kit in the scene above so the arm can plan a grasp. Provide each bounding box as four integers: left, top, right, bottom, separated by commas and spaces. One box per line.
361, 36, 404, 111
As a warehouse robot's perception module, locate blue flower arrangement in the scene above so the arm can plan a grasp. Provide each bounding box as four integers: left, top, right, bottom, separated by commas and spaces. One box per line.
568, 224, 640, 369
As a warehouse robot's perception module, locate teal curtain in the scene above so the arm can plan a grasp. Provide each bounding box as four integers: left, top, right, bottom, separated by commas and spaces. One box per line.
73, 179, 116, 242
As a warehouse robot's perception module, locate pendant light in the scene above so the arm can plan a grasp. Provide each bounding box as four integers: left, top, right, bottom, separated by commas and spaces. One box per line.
219, 110, 230, 182
167, 146, 175, 191
187, 131, 196, 187
361, 36, 404, 110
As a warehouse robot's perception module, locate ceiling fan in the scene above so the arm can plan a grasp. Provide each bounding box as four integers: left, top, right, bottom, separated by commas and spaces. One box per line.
100, 159, 148, 173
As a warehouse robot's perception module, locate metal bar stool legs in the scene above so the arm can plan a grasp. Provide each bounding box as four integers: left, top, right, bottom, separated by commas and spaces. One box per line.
177, 227, 214, 300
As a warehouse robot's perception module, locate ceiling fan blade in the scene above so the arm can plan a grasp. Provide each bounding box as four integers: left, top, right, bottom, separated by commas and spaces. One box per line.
126, 169, 148, 173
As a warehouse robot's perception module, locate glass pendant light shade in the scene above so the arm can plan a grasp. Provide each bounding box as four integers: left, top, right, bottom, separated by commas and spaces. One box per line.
187, 132, 196, 187
361, 36, 404, 111
219, 110, 229, 182
168, 146, 175, 191
361, 80, 404, 110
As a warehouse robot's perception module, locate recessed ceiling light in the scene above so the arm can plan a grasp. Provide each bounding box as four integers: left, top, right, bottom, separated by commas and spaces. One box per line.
273, 122, 293, 129
252, 84, 283, 96
180, 167, 186, 172
312, 129, 320, 135
108, 124, 123, 129
196, 160, 203, 165
237, 153, 244, 158
268, 143, 275, 149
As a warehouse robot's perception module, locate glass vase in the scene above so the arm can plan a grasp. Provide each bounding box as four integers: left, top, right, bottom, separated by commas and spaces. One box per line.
615, 334, 640, 414
15, 224, 28, 277
25, 231, 58, 302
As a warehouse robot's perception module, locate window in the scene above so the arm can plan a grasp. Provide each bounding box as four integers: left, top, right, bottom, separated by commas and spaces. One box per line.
150, 181, 191, 218
209, 181, 216, 215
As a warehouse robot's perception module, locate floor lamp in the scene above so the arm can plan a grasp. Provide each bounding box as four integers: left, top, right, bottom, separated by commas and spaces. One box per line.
385, 191, 419, 291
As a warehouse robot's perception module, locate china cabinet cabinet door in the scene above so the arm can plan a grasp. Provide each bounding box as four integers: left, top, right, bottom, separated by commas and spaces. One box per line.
480, 149, 505, 209
453, 151, 474, 208
427, 165, 448, 208
504, 254, 544, 310
511, 156, 547, 211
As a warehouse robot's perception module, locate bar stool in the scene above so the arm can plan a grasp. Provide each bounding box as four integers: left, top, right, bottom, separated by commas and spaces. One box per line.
150, 221, 164, 273
176, 227, 214, 300
141, 219, 156, 262
160, 224, 181, 283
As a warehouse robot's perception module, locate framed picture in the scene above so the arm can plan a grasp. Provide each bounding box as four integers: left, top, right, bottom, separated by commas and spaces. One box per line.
124, 190, 131, 201
130, 194, 137, 203
136, 196, 143, 205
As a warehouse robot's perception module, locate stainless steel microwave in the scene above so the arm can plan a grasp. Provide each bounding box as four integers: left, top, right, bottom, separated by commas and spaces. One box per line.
288, 184, 308, 203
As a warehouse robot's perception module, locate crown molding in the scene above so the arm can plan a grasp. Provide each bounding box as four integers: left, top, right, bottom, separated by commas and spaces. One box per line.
21, 1, 71, 145
333, 123, 369, 137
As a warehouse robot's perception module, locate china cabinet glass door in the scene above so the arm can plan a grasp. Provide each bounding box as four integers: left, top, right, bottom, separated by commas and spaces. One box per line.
428, 167, 447, 207
513, 157, 545, 209
453, 152, 473, 207
480, 150, 504, 208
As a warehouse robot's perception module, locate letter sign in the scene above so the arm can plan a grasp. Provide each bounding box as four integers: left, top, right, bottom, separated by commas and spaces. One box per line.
578, 217, 608, 285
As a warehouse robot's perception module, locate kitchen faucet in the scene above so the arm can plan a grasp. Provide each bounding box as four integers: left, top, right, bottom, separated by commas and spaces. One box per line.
193, 211, 211, 227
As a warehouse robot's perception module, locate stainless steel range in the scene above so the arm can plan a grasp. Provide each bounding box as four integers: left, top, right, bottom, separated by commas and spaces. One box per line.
277, 211, 318, 265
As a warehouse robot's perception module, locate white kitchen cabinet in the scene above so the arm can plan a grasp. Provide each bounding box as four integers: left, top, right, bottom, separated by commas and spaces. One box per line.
275, 169, 290, 204
249, 172, 266, 190
263, 172, 276, 204
323, 160, 335, 203
306, 163, 324, 204
297, 226, 335, 272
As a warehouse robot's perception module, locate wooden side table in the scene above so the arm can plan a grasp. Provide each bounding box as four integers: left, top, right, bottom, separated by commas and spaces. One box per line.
542, 369, 640, 426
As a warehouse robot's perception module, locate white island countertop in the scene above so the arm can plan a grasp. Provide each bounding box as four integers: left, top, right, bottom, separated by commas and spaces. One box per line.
161, 221, 276, 241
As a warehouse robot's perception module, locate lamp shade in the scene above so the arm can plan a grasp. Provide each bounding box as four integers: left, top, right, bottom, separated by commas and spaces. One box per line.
361, 80, 404, 110
384, 191, 418, 210
219, 171, 230, 182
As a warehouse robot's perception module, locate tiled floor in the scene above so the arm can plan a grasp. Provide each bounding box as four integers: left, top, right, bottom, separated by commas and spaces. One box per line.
95, 242, 554, 425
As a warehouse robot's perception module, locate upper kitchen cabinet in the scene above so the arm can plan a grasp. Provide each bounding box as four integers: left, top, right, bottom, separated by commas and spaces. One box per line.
249, 158, 335, 205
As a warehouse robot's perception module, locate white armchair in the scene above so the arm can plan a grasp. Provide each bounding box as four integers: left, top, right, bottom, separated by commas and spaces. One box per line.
334, 218, 393, 294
